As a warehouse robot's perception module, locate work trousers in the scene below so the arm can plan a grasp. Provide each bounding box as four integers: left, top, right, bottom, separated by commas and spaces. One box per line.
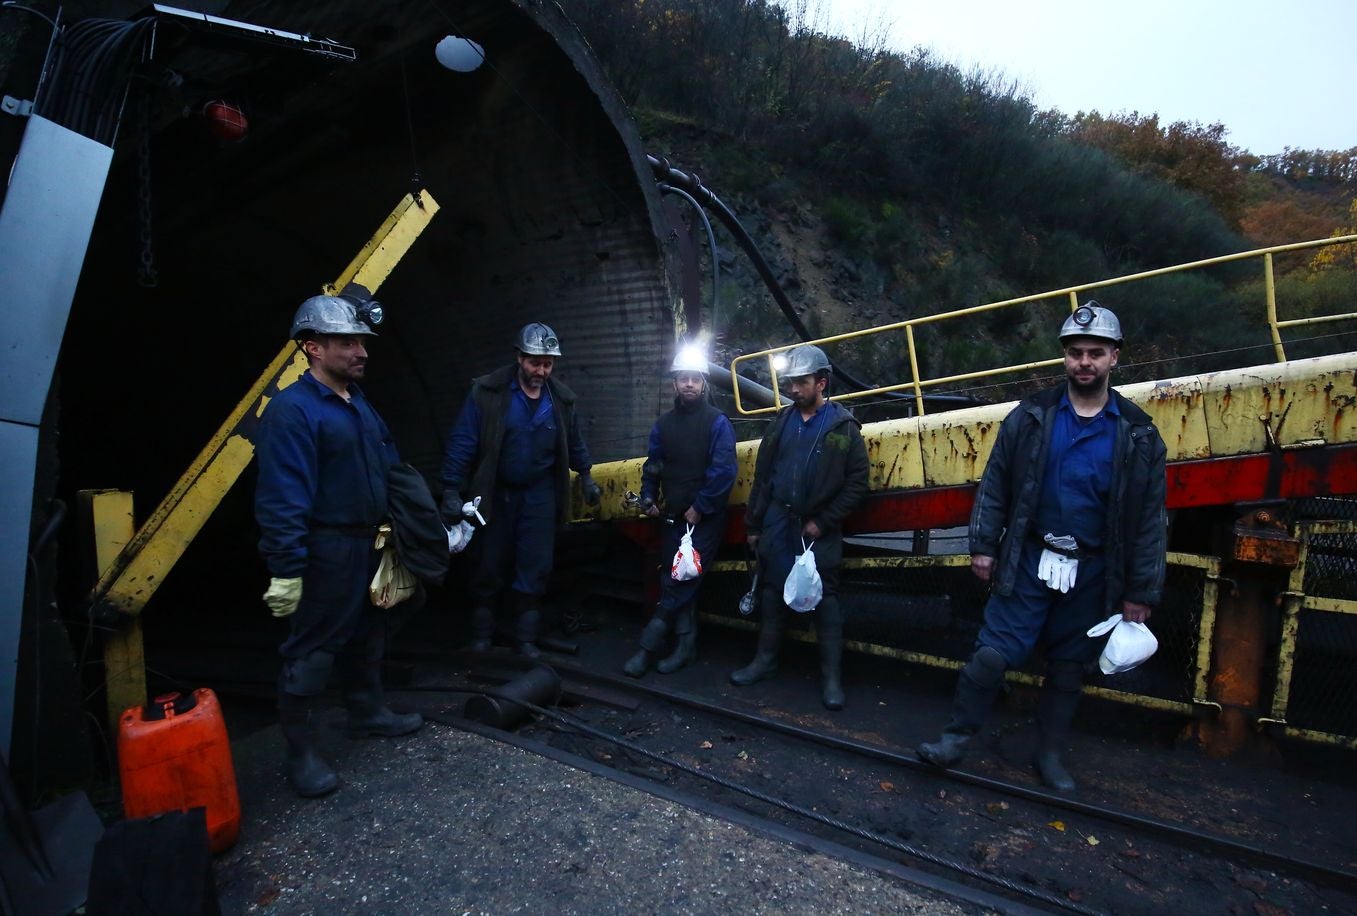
977, 541, 1107, 668
472, 482, 557, 601
279, 530, 383, 695
651, 511, 726, 623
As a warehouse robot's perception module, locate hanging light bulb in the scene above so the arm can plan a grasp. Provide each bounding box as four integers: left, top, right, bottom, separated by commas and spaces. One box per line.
435, 35, 485, 72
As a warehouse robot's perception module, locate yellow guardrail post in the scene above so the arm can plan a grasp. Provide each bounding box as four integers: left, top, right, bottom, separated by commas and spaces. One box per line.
1265, 252, 1285, 362
87, 191, 440, 621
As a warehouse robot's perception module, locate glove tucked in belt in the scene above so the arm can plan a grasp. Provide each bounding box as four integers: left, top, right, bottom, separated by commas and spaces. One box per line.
1036, 533, 1079, 593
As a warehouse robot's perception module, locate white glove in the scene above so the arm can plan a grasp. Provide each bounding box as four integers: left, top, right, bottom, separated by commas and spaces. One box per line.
1037, 533, 1079, 592
263, 576, 303, 617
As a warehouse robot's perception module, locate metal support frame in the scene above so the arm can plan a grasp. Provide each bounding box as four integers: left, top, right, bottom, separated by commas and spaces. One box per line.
1259, 519, 1357, 749
0, 116, 114, 757
86, 191, 439, 622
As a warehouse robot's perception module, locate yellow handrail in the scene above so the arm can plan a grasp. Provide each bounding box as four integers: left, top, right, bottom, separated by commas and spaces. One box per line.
730, 233, 1357, 416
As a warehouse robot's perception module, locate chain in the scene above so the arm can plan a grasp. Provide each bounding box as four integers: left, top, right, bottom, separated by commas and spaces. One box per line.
135, 91, 158, 288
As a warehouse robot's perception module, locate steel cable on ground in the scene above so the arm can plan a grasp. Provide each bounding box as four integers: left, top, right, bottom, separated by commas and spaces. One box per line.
466, 686, 1107, 916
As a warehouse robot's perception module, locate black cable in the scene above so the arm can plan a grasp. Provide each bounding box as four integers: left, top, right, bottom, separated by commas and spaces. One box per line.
657, 183, 720, 338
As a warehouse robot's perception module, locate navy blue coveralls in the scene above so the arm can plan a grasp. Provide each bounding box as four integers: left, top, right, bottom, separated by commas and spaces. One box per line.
255, 371, 399, 694
639, 401, 737, 622
442, 375, 590, 601
978, 392, 1118, 667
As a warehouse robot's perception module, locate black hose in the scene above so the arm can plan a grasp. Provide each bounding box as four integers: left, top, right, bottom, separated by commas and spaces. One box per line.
657, 182, 721, 337
648, 155, 983, 414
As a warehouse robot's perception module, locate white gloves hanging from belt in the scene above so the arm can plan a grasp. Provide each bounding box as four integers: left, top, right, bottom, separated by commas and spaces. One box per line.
1037, 533, 1079, 593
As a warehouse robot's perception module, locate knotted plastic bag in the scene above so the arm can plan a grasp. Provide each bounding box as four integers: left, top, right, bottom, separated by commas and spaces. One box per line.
447, 496, 484, 555
671, 524, 702, 580
370, 524, 418, 608
783, 538, 822, 613
1086, 613, 1158, 674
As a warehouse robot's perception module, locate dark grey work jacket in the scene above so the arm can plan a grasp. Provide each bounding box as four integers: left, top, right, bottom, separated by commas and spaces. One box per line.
969, 384, 1168, 611
447, 365, 590, 527
746, 401, 870, 569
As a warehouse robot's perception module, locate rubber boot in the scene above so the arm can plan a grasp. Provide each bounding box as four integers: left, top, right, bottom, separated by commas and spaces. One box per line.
730, 590, 784, 686
277, 692, 339, 798
816, 596, 845, 710
468, 605, 494, 652
656, 603, 697, 674
339, 632, 423, 738
1035, 660, 1083, 793
514, 592, 543, 658
624, 617, 670, 677
917, 645, 1007, 768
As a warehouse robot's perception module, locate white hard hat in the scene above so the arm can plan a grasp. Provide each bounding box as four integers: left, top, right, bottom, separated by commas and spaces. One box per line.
1060, 301, 1122, 346
670, 344, 708, 375
781, 344, 831, 378
290, 295, 376, 338
516, 322, 562, 356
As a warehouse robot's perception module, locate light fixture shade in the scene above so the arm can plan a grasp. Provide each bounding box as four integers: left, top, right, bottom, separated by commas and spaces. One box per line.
435, 35, 485, 72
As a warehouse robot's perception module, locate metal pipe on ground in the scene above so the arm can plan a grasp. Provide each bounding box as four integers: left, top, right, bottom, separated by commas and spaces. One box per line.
464, 665, 562, 730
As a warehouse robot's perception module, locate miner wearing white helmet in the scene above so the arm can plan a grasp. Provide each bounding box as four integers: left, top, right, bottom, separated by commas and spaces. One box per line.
440, 322, 600, 657
917, 301, 1166, 793
730, 344, 869, 710
255, 291, 422, 798
622, 343, 737, 677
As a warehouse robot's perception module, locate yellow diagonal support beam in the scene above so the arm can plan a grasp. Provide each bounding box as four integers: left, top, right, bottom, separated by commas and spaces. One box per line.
88, 191, 440, 617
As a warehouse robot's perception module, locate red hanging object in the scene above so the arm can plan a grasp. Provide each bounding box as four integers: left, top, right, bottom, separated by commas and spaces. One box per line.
202, 100, 248, 142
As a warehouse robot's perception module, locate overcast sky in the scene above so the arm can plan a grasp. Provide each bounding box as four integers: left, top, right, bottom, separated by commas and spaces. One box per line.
788, 0, 1354, 155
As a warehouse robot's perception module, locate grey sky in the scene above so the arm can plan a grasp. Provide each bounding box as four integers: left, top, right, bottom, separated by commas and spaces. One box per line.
789, 0, 1354, 155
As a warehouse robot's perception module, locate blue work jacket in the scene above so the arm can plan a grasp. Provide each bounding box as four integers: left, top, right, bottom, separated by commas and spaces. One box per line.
255, 371, 399, 578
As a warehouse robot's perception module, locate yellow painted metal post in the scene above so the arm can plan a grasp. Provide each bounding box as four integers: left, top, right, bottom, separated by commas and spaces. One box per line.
1265, 252, 1286, 362
87, 191, 440, 619
80, 490, 145, 732
905, 324, 923, 416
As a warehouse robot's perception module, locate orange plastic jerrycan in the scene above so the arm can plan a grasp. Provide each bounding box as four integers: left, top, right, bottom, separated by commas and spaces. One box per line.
118, 687, 241, 853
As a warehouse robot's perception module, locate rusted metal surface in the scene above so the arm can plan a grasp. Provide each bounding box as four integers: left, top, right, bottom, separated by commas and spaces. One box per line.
1231, 509, 1301, 567
587, 355, 1357, 525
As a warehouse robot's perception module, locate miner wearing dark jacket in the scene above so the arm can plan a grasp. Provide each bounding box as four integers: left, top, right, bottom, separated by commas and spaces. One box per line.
622, 344, 737, 678
917, 302, 1167, 792
440, 322, 600, 657
255, 293, 423, 798
730, 344, 870, 709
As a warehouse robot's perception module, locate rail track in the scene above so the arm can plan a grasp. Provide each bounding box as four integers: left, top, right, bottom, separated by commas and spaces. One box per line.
400, 653, 1357, 916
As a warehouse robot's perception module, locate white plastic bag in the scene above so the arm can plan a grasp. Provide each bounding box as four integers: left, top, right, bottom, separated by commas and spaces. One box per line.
783, 538, 822, 612
671, 524, 702, 581
370, 524, 418, 609
1086, 613, 1158, 674
447, 496, 485, 555
446, 520, 476, 554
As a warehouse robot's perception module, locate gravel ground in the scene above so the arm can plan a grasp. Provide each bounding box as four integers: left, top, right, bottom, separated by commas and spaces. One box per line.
215, 715, 971, 915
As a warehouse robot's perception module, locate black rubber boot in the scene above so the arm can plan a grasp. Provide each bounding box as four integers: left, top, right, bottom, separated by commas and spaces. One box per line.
917, 645, 1007, 768
468, 605, 494, 652
730, 590, 784, 686
656, 603, 697, 674
277, 692, 339, 798
514, 593, 543, 658
816, 596, 845, 710
624, 618, 669, 677
339, 631, 423, 738
1035, 660, 1083, 793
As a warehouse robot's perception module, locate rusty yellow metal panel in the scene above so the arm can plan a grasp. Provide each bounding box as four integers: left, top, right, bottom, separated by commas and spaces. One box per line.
861, 417, 925, 491
1200, 353, 1357, 456
1116, 377, 1210, 460
90, 191, 439, 617
915, 402, 1011, 486
579, 437, 762, 522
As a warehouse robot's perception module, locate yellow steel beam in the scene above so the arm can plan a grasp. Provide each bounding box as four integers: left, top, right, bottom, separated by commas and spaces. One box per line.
88, 191, 440, 617
584, 353, 1357, 522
